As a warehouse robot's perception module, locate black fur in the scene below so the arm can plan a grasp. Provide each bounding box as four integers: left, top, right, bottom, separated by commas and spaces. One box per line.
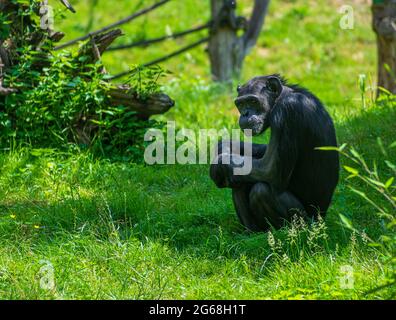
210, 74, 339, 231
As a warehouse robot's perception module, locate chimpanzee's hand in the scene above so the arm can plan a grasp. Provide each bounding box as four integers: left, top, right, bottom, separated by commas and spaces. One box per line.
210, 162, 231, 188
210, 154, 242, 189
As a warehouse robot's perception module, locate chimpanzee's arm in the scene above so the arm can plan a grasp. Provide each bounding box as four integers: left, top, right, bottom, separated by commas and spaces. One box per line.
216, 140, 267, 159
210, 141, 267, 189
229, 95, 302, 192
213, 93, 306, 192
229, 130, 298, 192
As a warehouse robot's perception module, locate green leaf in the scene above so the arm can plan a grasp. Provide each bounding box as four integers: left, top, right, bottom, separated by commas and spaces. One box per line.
386, 219, 396, 228
350, 148, 361, 160
339, 143, 347, 151
339, 214, 354, 230
366, 177, 385, 188
349, 187, 369, 201
378, 86, 392, 95
368, 243, 382, 248
373, 160, 379, 180
344, 166, 358, 175
315, 146, 340, 151
380, 235, 392, 242
389, 141, 396, 149
377, 137, 387, 156
358, 74, 366, 92
385, 161, 396, 173
385, 177, 394, 189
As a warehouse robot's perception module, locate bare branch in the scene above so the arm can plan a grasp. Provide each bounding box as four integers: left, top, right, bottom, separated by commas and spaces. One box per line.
59, 0, 76, 13
243, 0, 270, 53
108, 23, 210, 51
55, 0, 171, 50
109, 37, 209, 80
0, 86, 17, 96
78, 29, 123, 62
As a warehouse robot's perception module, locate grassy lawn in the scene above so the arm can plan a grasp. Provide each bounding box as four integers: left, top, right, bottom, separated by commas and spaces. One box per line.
0, 0, 395, 299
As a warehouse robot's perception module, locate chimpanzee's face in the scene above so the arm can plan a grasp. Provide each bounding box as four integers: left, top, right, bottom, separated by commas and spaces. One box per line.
234, 75, 283, 135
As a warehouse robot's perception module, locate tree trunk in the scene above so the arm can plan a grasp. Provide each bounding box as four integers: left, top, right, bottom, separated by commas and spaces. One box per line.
208, 0, 270, 82
372, 0, 396, 95
208, 0, 239, 81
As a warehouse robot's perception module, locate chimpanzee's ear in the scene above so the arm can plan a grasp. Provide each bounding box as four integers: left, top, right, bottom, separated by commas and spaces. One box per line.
266, 76, 283, 97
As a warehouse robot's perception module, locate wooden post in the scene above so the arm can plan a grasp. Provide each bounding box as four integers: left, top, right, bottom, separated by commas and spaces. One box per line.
372, 0, 396, 95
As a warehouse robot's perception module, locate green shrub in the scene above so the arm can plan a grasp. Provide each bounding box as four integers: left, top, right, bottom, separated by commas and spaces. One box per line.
0, 1, 166, 162
320, 139, 396, 297
2, 50, 163, 161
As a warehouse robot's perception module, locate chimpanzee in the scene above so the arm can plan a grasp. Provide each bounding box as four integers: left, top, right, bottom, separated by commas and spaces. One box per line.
210, 74, 339, 232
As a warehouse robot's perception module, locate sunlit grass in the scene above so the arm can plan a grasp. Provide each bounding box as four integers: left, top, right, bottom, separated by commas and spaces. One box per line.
0, 0, 394, 299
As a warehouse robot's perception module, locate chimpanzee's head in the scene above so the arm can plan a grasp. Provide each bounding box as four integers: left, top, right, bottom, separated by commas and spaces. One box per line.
235, 75, 284, 135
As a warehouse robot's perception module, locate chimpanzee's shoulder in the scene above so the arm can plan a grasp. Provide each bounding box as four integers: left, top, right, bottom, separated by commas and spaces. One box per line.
287, 83, 316, 99
281, 83, 324, 110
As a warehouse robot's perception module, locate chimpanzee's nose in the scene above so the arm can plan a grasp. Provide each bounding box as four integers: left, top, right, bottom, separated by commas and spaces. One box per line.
241, 109, 249, 117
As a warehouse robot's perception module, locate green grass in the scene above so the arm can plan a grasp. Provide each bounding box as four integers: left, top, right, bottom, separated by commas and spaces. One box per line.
0, 0, 395, 299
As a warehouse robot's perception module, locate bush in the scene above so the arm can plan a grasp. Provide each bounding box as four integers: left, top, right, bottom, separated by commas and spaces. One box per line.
0, 1, 165, 162
320, 139, 396, 296
3, 51, 163, 161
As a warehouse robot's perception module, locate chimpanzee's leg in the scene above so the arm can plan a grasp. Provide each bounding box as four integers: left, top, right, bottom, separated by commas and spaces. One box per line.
232, 185, 262, 231
248, 182, 306, 230
226, 142, 268, 231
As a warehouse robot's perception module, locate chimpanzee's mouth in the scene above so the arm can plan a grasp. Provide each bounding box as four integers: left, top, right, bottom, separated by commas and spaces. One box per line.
239, 114, 265, 136
251, 124, 264, 136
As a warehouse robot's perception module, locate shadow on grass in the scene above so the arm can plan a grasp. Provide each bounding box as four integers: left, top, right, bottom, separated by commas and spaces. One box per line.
0, 103, 394, 262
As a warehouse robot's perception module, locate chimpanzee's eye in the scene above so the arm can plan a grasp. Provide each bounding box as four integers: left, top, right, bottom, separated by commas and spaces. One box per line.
237, 85, 242, 94
268, 83, 275, 92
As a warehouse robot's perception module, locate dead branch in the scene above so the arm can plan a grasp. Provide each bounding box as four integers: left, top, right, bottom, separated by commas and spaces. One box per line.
0, 86, 17, 96
243, 0, 270, 53
108, 23, 210, 51
110, 37, 209, 80
55, 0, 171, 50
59, 0, 76, 13
78, 29, 123, 62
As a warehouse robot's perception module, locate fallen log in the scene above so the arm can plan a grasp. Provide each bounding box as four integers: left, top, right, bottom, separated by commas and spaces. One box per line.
76, 29, 175, 119
109, 86, 175, 119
